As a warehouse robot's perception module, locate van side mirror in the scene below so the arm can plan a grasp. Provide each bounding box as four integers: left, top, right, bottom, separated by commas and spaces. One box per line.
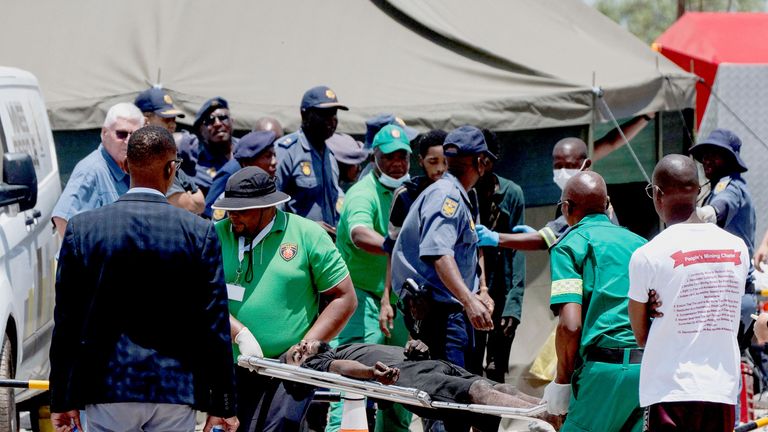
0, 152, 38, 211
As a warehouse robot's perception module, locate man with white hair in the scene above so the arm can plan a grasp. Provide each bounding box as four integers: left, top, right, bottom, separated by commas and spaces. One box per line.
52, 102, 145, 237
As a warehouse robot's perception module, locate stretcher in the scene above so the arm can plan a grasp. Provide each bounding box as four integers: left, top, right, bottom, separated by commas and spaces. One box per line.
238, 355, 555, 432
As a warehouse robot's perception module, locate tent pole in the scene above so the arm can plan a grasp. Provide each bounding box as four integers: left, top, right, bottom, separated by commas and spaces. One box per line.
655, 112, 663, 163
655, 111, 664, 233
588, 72, 596, 158
690, 59, 698, 139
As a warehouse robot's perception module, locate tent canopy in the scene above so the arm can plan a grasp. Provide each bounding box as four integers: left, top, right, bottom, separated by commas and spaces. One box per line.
655, 12, 768, 125
0, 0, 695, 132
655, 12, 768, 65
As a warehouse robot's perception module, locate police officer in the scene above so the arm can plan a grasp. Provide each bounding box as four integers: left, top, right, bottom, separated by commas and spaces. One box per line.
204, 130, 278, 220
134, 87, 205, 214
691, 128, 756, 334
275, 86, 347, 236
326, 133, 369, 192
191, 97, 240, 195
391, 125, 494, 369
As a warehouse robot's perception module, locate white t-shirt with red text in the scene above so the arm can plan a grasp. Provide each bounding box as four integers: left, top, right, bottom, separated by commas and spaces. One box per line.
628, 222, 748, 407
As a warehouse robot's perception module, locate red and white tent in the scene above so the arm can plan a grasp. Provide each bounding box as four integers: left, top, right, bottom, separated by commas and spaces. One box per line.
655, 12, 768, 240
655, 12, 768, 126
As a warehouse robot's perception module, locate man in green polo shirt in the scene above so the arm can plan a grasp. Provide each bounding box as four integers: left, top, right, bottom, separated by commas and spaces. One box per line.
327, 124, 413, 432
542, 171, 646, 432
212, 166, 357, 432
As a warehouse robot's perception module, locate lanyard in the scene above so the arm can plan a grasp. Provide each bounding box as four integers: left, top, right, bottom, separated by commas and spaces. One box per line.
233, 218, 275, 284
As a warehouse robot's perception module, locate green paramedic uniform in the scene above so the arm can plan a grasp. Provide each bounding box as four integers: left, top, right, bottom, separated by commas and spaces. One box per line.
216, 210, 349, 360
329, 171, 410, 432
549, 213, 646, 432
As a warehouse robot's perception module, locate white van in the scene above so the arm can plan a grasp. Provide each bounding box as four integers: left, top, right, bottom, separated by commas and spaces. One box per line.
0, 67, 61, 431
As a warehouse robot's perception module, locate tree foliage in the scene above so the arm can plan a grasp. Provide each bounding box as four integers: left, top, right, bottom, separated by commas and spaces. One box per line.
594, 0, 766, 44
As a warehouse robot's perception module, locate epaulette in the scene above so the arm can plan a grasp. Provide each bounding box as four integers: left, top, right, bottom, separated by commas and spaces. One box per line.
276, 133, 299, 149
713, 176, 732, 194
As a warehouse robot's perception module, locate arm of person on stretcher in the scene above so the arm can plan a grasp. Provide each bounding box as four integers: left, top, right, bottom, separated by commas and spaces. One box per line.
330, 360, 400, 385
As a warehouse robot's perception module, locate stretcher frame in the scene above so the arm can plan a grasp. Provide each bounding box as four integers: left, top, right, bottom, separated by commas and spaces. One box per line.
238, 355, 555, 431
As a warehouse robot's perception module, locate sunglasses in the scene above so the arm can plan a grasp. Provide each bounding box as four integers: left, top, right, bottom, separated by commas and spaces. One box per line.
114, 130, 133, 140
169, 158, 182, 170
203, 114, 230, 126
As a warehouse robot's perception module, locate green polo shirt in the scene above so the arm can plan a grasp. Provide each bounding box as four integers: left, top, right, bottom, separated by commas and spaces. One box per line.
216, 210, 349, 359
549, 213, 646, 355
336, 172, 393, 299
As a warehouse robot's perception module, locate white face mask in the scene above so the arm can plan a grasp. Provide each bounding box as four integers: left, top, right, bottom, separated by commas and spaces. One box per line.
376, 162, 410, 189
552, 160, 587, 190
553, 168, 580, 190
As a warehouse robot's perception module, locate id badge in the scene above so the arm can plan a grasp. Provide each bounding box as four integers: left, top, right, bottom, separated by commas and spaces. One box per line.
227, 283, 246, 302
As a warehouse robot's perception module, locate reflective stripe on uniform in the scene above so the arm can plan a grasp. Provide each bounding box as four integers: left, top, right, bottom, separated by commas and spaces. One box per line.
539, 227, 558, 248
551, 278, 583, 296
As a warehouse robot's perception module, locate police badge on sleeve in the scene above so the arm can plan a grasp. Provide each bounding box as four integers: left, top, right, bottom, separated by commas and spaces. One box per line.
441, 197, 459, 217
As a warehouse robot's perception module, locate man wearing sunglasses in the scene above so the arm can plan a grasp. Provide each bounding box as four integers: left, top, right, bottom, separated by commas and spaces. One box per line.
275, 85, 348, 237
52, 102, 144, 238
190, 97, 240, 196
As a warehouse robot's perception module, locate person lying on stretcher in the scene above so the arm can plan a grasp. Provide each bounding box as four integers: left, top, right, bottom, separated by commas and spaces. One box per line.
285, 339, 561, 431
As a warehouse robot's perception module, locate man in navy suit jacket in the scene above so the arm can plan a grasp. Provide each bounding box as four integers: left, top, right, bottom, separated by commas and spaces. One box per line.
50, 126, 239, 432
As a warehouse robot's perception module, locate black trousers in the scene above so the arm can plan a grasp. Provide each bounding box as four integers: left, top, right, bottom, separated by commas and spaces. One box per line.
235, 366, 313, 432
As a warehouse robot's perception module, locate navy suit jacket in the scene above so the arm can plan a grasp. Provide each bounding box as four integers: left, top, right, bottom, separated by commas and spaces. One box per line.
50, 192, 236, 416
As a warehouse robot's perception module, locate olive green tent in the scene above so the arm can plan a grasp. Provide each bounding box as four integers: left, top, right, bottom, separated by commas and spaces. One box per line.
0, 0, 695, 132
0, 1, 697, 400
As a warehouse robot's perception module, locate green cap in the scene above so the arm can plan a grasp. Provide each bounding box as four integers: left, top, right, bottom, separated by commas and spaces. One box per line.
372, 125, 412, 154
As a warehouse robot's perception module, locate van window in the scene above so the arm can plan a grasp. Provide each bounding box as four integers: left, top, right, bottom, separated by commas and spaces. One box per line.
0, 91, 55, 180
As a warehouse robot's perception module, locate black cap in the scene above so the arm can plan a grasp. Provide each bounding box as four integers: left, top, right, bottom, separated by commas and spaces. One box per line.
194, 97, 229, 126
135, 88, 185, 118
300, 86, 349, 111
234, 131, 277, 160
212, 167, 290, 211
443, 125, 497, 160
326, 133, 369, 165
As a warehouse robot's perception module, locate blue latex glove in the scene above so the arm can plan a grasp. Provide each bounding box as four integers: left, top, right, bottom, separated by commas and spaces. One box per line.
476, 224, 499, 247
511, 224, 536, 234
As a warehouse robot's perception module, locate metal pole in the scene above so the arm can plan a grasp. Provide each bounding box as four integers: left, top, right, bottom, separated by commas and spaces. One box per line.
0, 379, 49, 390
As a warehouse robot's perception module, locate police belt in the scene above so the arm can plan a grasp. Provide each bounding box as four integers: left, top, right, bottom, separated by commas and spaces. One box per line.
585, 347, 643, 364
